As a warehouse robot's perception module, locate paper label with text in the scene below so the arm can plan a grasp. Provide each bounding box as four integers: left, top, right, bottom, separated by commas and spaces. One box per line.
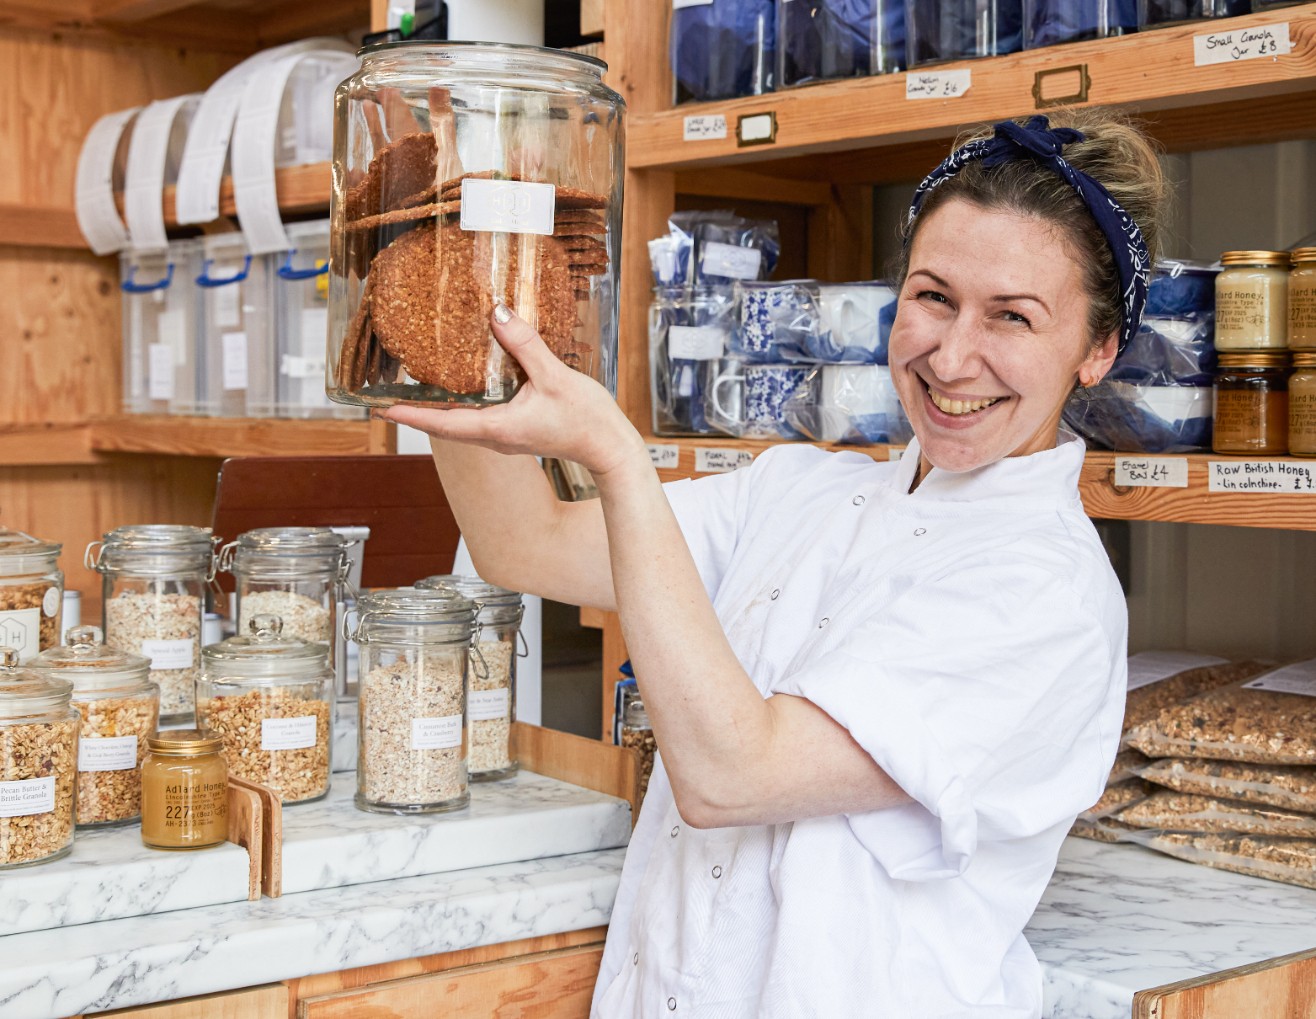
461, 178, 556, 236
0, 777, 55, 818
1126, 650, 1229, 693
469, 689, 510, 722
148, 343, 175, 401
696, 447, 754, 473
1244, 659, 1316, 699
261, 716, 317, 752
1194, 23, 1290, 66
648, 444, 680, 469
0, 608, 41, 660
668, 325, 726, 360
683, 114, 727, 141
214, 284, 241, 329
701, 242, 762, 280
1209, 460, 1316, 493
1115, 456, 1189, 489
411, 715, 463, 750
79, 735, 139, 772
887, 447, 905, 461
906, 69, 971, 100
222, 332, 249, 391
140, 638, 194, 670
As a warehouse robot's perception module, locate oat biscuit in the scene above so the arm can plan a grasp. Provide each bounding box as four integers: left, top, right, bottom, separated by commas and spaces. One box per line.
343, 200, 461, 233
346, 132, 438, 222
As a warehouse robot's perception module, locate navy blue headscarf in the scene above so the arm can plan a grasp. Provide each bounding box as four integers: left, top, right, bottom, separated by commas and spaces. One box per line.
907, 115, 1150, 354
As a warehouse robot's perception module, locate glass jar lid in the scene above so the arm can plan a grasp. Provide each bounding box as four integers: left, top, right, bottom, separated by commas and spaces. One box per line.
202, 614, 329, 679
0, 647, 73, 718
1292, 247, 1316, 265
146, 728, 224, 756
0, 528, 62, 576
353, 587, 478, 645
1220, 250, 1292, 268
89, 524, 216, 575
219, 527, 349, 575
416, 574, 523, 624
623, 697, 651, 730
29, 625, 152, 693
1217, 351, 1291, 368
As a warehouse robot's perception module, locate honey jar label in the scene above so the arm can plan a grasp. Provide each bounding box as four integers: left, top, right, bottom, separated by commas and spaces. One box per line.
411, 715, 462, 750
0, 776, 55, 818
261, 715, 317, 751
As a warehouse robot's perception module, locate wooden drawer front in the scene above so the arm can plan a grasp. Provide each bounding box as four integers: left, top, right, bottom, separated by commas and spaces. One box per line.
299, 944, 605, 1018
1134, 947, 1316, 1018
85, 984, 288, 1019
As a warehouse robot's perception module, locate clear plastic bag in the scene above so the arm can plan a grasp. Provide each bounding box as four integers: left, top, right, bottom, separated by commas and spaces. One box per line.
649, 285, 732, 436
1063, 380, 1212, 453
732, 280, 896, 364
702, 360, 810, 440
671, 211, 780, 287
1126, 830, 1316, 891
1078, 778, 1152, 822
1123, 658, 1270, 736
779, 0, 905, 87
1138, 758, 1316, 815
781, 364, 913, 444
1070, 816, 1139, 843
1117, 790, 1316, 838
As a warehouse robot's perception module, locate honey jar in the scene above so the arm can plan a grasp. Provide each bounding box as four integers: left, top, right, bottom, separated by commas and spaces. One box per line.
1289, 352, 1316, 457
140, 729, 228, 850
1290, 247, 1316, 351
1214, 250, 1291, 351
1213, 352, 1290, 455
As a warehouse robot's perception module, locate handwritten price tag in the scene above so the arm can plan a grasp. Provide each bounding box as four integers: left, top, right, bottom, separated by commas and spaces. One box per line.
647, 444, 680, 469
683, 114, 728, 142
905, 69, 972, 100
1194, 23, 1291, 66
1114, 456, 1189, 489
1208, 460, 1316, 493
695, 448, 754, 474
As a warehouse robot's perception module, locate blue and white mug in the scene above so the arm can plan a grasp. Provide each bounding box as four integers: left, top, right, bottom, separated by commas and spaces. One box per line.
709, 362, 810, 439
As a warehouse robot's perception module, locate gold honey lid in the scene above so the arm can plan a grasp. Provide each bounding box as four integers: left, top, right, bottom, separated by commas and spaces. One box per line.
1292, 247, 1316, 264
1220, 250, 1292, 268
146, 728, 224, 756
1217, 351, 1291, 368
1292, 352, 1316, 367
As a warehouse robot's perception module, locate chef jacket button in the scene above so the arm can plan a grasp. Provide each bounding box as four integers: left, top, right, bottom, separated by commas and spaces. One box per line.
670, 825, 680, 838
770, 588, 781, 600
633, 952, 639, 966
914, 527, 927, 536
711, 865, 722, 879
819, 617, 829, 628
668, 998, 677, 1011
852, 495, 865, 506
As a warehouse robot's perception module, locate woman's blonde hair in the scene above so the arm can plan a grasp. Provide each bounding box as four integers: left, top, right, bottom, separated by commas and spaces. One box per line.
898, 109, 1169, 348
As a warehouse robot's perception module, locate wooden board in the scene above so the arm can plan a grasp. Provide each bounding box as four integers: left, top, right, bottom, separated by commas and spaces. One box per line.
229, 775, 283, 898
298, 944, 604, 1019
511, 721, 638, 817
1134, 946, 1316, 1018
225, 779, 263, 902
0, 424, 101, 466
82, 983, 288, 1019
89, 416, 387, 458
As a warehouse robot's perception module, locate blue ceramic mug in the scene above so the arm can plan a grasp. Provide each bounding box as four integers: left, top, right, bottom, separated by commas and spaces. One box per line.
710, 362, 810, 438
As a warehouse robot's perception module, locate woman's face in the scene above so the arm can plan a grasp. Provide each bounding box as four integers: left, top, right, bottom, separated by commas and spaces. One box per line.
889, 198, 1117, 474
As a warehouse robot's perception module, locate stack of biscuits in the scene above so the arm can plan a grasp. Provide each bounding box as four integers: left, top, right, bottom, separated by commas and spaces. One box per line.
336, 131, 609, 396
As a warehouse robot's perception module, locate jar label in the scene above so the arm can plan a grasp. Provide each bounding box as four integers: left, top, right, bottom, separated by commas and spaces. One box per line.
1114, 456, 1189, 489
469, 689, 510, 722
668, 325, 726, 360
79, 734, 138, 772
42, 586, 60, 618
411, 715, 462, 750
0, 607, 40, 659
261, 715, 317, 751
222, 332, 249, 391
141, 638, 195, 670
701, 242, 761, 281
1126, 651, 1228, 693
1244, 660, 1316, 699
148, 342, 175, 402
0, 776, 55, 818
459, 179, 556, 237
1209, 461, 1316, 493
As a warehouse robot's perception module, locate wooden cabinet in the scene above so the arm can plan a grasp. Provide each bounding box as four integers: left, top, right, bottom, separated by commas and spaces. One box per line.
84, 984, 287, 1019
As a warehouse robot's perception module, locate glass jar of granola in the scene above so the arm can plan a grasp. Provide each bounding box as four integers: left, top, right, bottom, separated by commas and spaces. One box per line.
87, 525, 216, 725
416, 573, 523, 781
0, 647, 78, 868
350, 587, 478, 814
0, 528, 63, 663
197, 614, 332, 804
29, 626, 157, 828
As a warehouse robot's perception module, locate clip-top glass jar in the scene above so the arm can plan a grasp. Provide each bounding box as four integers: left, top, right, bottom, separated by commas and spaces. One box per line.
327, 41, 625, 409
0, 648, 78, 868
87, 525, 215, 725
0, 529, 63, 664
141, 729, 228, 850
30, 626, 157, 828
198, 615, 333, 804
351, 588, 478, 813
620, 695, 656, 807
1214, 250, 1292, 351
1290, 247, 1316, 351
1213, 351, 1290, 455
417, 574, 523, 781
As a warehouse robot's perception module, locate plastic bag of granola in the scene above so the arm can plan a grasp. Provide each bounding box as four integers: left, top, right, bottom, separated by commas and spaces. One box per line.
1125, 661, 1316, 767
1069, 816, 1139, 844
1125, 830, 1316, 891
1122, 654, 1271, 736
1138, 757, 1316, 815
1078, 778, 1152, 822
1116, 790, 1316, 838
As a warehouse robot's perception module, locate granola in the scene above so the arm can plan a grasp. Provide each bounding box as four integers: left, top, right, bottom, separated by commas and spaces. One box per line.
199, 687, 330, 804
0, 718, 77, 866
1139, 757, 1316, 815
0, 580, 61, 659
621, 725, 657, 805
238, 590, 331, 647
1136, 831, 1316, 891
73, 693, 157, 826
469, 639, 513, 776
1078, 779, 1151, 821
1123, 659, 1270, 735
1118, 790, 1316, 838
1126, 682, 1316, 766
105, 592, 201, 720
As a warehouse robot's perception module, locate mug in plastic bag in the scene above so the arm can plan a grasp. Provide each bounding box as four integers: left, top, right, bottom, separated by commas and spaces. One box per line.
1064, 381, 1212, 453
806, 282, 897, 364
650, 285, 731, 436
784, 364, 913, 444
707, 361, 809, 439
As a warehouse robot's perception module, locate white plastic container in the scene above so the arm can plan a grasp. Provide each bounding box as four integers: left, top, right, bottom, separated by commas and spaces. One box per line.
120, 240, 202, 416
274, 220, 358, 419
197, 233, 274, 418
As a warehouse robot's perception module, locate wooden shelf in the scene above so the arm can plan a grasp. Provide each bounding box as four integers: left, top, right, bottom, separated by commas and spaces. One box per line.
88, 415, 393, 458
0, 424, 101, 466
629, 6, 1316, 174
645, 435, 1316, 533
157, 161, 331, 227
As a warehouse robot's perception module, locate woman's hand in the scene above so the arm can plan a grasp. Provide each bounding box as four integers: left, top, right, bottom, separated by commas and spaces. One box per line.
383, 306, 646, 478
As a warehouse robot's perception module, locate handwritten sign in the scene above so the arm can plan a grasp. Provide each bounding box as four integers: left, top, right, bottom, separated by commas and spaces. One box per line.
1208, 459, 1316, 493
1193, 23, 1291, 66
905, 69, 972, 100
647, 444, 680, 470
1114, 456, 1189, 489
683, 114, 727, 142
695, 448, 754, 474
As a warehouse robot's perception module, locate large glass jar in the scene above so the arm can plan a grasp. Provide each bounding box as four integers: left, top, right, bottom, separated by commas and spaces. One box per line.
327, 42, 624, 409
1213, 352, 1290, 455
416, 574, 523, 781
1214, 250, 1292, 351
906, 0, 1024, 67
197, 615, 333, 804
88, 525, 215, 725
141, 729, 228, 850
351, 588, 478, 814
1290, 247, 1316, 351
1023, 0, 1136, 47
0, 648, 78, 868
0, 529, 63, 663
29, 626, 157, 829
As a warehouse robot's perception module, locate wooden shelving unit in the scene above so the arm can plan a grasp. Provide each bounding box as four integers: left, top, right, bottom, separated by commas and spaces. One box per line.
89, 414, 392, 458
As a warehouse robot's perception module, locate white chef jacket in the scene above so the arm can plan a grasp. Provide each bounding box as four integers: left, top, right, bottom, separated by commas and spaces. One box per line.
592, 432, 1128, 1019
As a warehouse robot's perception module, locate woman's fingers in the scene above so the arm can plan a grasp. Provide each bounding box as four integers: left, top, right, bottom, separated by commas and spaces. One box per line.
385, 403, 513, 446
489, 304, 560, 381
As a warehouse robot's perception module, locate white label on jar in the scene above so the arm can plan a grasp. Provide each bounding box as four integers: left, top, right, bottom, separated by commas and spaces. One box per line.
214, 283, 241, 328
460, 179, 556, 237
42, 586, 60, 618
1126, 650, 1229, 693
668, 325, 726, 360
695, 447, 754, 474
0, 776, 55, 817
647, 444, 680, 469
148, 342, 175, 401
906, 69, 972, 100
1193, 23, 1290, 67
0, 608, 41, 660
469, 688, 510, 722
411, 715, 463, 750
700, 242, 761, 281
683, 114, 727, 142
140, 638, 195, 670
1114, 456, 1189, 489
222, 332, 249, 391
79, 735, 138, 772
1244, 660, 1316, 699
261, 715, 317, 751
1209, 460, 1316, 493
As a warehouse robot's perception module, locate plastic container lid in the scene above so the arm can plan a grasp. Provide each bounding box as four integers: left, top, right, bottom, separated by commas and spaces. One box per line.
28, 625, 153, 693
0, 647, 73, 718
353, 587, 478, 645
202, 614, 330, 680
0, 528, 62, 575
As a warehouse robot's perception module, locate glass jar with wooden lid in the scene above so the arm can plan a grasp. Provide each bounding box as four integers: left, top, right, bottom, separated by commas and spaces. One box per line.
140, 729, 228, 850
1290, 248, 1316, 351
1288, 352, 1316, 457
0, 529, 63, 664
1213, 351, 1290, 455
1214, 250, 1291, 351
